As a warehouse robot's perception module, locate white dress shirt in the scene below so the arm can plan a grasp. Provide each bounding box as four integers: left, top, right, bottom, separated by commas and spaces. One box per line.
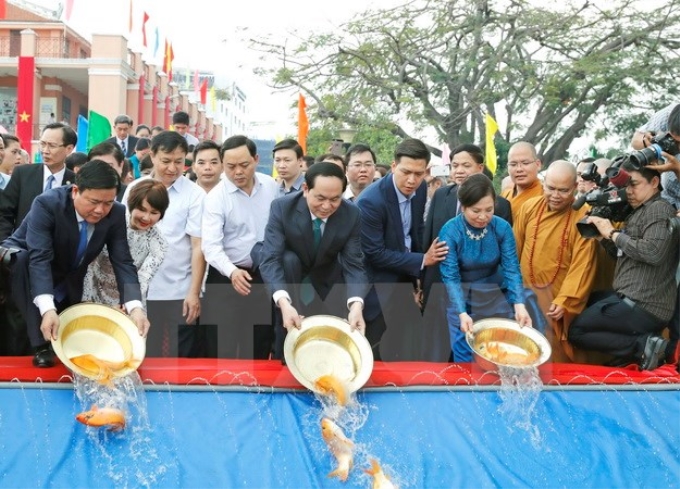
123, 175, 205, 301
201, 172, 278, 278
43, 165, 68, 188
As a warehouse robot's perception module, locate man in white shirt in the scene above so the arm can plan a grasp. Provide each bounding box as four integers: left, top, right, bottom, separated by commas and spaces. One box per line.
122, 131, 206, 357
172, 111, 200, 147
273, 138, 305, 196
201, 135, 279, 358
343, 143, 377, 201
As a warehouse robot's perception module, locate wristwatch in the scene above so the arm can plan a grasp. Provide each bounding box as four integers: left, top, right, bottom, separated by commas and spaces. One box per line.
608, 229, 618, 240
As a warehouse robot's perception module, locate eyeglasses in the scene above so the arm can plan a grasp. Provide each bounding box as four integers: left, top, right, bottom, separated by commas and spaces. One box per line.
507, 160, 537, 168
348, 163, 375, 170
38, 141, 65, 151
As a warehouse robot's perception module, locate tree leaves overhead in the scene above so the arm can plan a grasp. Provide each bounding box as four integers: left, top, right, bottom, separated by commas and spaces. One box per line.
252, 0, 680, 162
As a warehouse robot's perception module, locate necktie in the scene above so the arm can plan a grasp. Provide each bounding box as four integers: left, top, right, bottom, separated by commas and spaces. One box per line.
312, 218, 323, 251
74, 221, 88, 265
301, 218, 324, 305
44, 175, 55, 192
400, 199, 412, 251
120, 140, 127, 155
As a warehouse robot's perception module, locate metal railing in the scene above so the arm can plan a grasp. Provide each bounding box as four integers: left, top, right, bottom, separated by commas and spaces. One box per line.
0, 36, 90, 58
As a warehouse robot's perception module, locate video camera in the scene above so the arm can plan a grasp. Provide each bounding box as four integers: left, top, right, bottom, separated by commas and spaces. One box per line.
573, 156, 633, 238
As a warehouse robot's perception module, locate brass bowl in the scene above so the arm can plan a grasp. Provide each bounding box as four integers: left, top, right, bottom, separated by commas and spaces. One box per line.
284, 315, 374, 394
51, 303, 146, 379
466, 318, 551, 371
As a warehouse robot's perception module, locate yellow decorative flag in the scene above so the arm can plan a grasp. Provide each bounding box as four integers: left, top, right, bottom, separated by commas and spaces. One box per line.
485, 113, 499, 176
209, 86, 217, 113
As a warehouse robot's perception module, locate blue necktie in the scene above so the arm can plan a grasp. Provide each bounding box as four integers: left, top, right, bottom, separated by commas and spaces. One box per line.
44, 175, 55, 192
75, 221, 88, 265
400, 199, 412, 251
121, 140, 126, 155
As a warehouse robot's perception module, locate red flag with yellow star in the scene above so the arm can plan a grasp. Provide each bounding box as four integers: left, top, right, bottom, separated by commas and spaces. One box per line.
17, 56, 35, 148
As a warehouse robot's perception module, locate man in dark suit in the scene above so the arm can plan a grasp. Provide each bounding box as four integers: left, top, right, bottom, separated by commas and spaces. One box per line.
0, 123, 76, 356
356, 139, 448, 361
421, 144, 513, 361
1, 160, 148, 367
259, 162, 369, 358
105, 114, 139, 158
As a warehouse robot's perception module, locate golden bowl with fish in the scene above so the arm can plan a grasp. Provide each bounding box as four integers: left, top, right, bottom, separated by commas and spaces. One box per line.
52, 303, 146, 381
466, 318, 551, 371
284, 315, 373, 395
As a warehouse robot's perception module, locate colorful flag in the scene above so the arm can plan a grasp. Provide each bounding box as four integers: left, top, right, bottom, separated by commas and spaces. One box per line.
76, 115, 88, 152
209, 86, 216, 113
153, 27, 160, 58
200, 79, 208, 105
86, 110, 111, 151
193, 69, 199, 93
16, 56, 35, 149
64, 0, 74, 21
297, 93, 309, 155
0, 0, 7, 19
163, 40, 174, 81
485, 113, 499, 176
142, 11, 149, 47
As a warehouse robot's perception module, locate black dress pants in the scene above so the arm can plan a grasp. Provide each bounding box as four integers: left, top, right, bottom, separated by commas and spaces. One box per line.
569, 291, 666, 362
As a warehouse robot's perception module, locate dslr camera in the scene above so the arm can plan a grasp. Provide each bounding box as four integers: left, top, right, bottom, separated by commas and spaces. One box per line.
629, 132, 680, 169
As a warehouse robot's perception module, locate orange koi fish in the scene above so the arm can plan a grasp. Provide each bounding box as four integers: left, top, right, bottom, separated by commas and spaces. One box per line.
320, 417, 354, 482
314, 374, 349, 406
483, 342, 538, 366
75, 405, 126, 431
69, 354, 137, 387
365, 458, 398, 489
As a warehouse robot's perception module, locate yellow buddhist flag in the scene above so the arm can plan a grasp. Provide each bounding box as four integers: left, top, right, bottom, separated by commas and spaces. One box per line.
485, 113, 499, 176
209, 86, 217, 113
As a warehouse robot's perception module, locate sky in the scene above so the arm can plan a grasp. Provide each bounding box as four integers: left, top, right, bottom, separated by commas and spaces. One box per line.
26, 0, 398, 139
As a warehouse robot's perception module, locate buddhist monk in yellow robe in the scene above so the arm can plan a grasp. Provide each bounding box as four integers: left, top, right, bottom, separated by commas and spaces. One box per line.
501, 141, 545, 223
514, 160, 598, 362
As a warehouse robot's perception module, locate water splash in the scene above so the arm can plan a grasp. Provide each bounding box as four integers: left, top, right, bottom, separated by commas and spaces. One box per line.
497, 366, 544, 447
73, 372, 167, 488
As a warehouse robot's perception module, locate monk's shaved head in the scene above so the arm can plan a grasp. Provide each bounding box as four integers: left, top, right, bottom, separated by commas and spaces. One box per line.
543, 160, 577, 212
546, 160, 577, 184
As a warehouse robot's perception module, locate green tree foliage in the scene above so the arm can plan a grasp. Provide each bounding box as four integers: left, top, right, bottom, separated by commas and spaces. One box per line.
253, 0, 680, 162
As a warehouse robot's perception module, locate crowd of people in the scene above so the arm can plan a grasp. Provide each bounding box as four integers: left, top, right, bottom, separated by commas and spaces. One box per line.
0, 105, 678, 373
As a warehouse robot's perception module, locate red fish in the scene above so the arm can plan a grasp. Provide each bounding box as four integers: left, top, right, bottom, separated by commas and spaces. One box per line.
69, 354, 138, 387
314, 374, 349, 406
320, 417, 354, 481
75, 405, 126, 431
364, 458, 398, 489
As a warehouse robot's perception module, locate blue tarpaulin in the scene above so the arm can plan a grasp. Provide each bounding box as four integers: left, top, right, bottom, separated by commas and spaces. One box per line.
0, 385, 678, 488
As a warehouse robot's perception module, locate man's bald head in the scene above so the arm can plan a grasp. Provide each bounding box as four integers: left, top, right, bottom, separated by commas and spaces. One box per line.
543, 160, 577, 212
507, 141, 541, 191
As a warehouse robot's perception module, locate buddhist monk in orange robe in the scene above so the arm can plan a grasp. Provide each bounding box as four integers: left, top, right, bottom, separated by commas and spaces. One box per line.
501, 141, 544, 223
514, 160, 598, 362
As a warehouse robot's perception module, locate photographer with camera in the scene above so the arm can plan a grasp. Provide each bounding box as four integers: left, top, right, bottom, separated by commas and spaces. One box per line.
568, 161, 679, 370
631, 103, 680, 212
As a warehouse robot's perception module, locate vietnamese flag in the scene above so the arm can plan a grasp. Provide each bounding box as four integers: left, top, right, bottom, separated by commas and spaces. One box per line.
16, 56, 35, 149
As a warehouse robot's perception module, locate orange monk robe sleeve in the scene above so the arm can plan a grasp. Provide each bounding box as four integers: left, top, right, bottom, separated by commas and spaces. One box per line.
551, 227, 599, 315
512, 196, 531, 257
